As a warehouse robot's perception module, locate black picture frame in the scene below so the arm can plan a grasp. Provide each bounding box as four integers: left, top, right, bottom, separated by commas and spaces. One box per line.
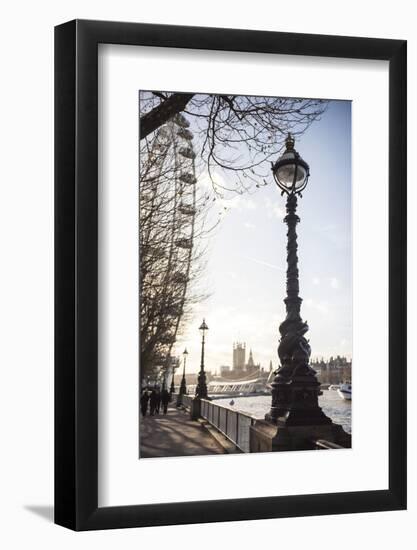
55, 19, 407, 531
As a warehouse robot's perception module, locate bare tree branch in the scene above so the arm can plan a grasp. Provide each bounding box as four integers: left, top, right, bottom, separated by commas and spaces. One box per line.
140, 91, 327, 196
140, 92, 194, 139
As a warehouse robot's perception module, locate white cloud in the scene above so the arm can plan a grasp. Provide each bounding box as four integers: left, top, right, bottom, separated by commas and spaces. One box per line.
313, 277, 320, 285
264, 197, 285, 220
243, 222, 256, 229
330, 277, 340, 289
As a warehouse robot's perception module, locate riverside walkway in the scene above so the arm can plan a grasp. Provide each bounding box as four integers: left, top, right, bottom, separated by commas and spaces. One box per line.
140, 404, 225, 458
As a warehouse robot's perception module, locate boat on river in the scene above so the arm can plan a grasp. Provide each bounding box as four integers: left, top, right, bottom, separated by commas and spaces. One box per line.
338, 382, 352, 400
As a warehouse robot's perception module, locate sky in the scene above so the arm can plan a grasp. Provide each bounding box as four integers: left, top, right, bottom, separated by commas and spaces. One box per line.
171, 100, 352, 374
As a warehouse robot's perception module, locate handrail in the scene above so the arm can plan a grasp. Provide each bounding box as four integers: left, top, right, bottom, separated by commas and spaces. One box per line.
202, 399, 257, 422
200, 398, 255, 452
313, 439, 345, 450
182, 396, 345, 452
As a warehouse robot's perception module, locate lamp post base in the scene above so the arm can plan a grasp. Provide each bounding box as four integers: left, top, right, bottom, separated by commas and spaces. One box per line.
266, 375, 334, 426
260, 371, 350, 450
190, 397, 201, 420
265, 408, 332, 427
250, 418, 351, 452
176, 379, 187, 407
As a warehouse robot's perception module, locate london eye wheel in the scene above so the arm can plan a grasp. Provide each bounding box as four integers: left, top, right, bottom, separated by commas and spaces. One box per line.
140, 113, 199, 386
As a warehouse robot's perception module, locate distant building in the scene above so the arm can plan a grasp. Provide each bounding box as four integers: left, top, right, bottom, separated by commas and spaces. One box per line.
208, 343, 270, 394
220, 365, 231, 376
311, 356, 352, 384
233, 342, 246, 374
245, 349, 261, 376
214, 343, 268, 381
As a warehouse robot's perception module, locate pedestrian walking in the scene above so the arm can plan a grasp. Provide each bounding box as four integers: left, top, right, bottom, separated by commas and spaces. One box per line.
155, 389, 161, 414
140, 390, 149, 417
149, 389, 158, 416
160, 388, 171, 415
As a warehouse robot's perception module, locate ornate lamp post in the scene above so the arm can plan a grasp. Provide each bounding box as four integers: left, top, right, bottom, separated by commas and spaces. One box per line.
195, 319, 209, 399
169, 362, 178, 395
176, 348, 188, 406
181, 348, 188, 395
266, 134, 332, 428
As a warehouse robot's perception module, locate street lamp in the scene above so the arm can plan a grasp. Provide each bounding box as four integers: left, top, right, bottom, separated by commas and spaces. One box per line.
195, 319, 209, 399
272, 133, 310, 196
176, 348, 188, 406
181, 348, 188, 394
267, 134, 331, 427
170, 361, 179, 395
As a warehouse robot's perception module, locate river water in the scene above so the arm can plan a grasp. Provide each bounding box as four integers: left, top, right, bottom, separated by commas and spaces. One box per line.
213, 389, 351, 434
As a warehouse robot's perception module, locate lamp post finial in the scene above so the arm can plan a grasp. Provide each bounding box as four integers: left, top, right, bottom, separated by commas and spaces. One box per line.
285, 133, 295, 150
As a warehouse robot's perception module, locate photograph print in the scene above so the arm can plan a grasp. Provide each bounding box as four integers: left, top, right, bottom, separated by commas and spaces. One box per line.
139, 90, 352, 459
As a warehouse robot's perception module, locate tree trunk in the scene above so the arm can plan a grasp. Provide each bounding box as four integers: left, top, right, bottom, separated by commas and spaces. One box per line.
140, 93, 195, 140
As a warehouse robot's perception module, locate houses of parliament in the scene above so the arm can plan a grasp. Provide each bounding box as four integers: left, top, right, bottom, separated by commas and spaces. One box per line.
216, 342, 271, 381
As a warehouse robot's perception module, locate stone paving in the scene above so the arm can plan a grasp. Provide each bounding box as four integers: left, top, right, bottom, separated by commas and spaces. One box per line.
139, 405, 224, 458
